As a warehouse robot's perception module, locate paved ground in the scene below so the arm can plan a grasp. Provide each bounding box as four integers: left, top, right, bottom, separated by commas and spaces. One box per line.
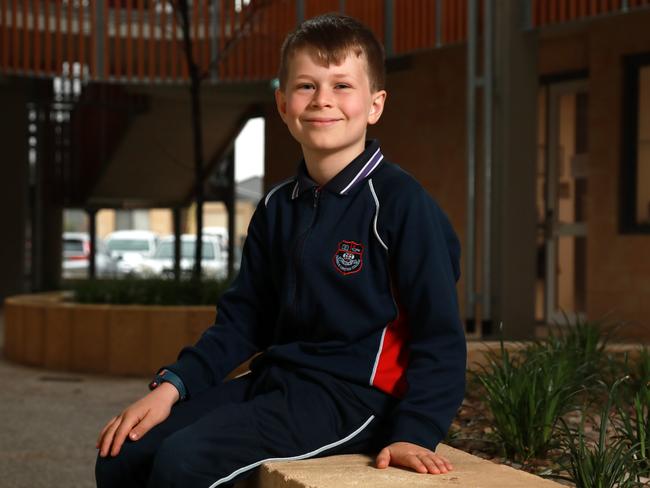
0, 307, 147, 488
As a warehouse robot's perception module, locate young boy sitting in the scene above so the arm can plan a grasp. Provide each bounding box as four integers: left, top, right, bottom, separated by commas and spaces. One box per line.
95, 13, 466, 488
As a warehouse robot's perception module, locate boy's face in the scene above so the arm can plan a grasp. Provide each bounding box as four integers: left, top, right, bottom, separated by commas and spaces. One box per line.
275, 48, 386, 161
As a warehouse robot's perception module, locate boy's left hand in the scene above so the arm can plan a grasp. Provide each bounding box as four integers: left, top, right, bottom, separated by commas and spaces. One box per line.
375, 442, 453, 474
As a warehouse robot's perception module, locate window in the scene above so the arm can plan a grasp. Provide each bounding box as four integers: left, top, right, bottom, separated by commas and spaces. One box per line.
154, 241, 217, 260
621, 53, 650, 233
106, 239, 151, 253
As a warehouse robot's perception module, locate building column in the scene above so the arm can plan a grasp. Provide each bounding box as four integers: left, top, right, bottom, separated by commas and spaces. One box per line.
0, 77, 29, 300
489, 1, 538, 339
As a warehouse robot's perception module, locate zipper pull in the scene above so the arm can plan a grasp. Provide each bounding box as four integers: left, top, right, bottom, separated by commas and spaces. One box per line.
313, 187, 321, 208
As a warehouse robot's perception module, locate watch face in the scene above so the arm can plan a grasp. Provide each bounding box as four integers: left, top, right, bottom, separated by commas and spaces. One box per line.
149, 372, 165, 390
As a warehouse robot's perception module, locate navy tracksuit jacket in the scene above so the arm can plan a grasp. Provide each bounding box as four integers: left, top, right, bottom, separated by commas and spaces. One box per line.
95, 139, 466, 488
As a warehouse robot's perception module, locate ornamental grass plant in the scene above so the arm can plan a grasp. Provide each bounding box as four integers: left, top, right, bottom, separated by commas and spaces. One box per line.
469, 316, 650, 484
526, 314, 620, 392
624, 347, 650, 397
471, 317, 622, 467
555, 378, 643, 488
471, 330, 583, 464
616, 381, 650, 478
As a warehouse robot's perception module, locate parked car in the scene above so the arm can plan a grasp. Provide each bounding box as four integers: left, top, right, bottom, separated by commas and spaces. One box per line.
202, 226, 228, 250
202, 227, 242, 273
104, 230, 158, 276
62, 232, 118, 279
139, 234, 227, 279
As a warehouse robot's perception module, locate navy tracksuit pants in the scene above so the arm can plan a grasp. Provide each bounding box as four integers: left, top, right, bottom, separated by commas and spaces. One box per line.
95, 364, 396, 488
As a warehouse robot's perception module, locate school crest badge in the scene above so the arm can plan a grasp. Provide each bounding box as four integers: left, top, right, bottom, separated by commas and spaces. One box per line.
333, 240, 364, 275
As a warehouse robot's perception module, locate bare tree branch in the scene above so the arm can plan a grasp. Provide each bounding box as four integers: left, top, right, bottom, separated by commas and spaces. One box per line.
164, 0, 274, 281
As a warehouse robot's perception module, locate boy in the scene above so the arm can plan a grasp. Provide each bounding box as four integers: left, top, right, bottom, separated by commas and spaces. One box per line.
95, 13, 466, 488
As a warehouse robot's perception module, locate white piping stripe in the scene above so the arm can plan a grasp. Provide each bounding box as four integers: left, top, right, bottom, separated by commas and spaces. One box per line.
340, 148, 383, 195
291, 180, 299, 199
264, 179, 295, 208
369, 326, 387, 386
207, 415, 376, 488
368, 179, 388, 251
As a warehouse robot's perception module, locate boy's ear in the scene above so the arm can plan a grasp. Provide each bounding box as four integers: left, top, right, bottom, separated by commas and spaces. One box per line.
275, 88, 288, 124
367, 90, 387, 126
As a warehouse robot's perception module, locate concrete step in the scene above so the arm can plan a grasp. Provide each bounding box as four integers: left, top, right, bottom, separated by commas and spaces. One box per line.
235, 445, 564, 488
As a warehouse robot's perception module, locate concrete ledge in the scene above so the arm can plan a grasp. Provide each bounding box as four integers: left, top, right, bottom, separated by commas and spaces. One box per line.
234, 445, 564, 488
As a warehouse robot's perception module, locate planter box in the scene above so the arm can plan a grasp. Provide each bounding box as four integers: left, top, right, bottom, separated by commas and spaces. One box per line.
4, 293, 214, 377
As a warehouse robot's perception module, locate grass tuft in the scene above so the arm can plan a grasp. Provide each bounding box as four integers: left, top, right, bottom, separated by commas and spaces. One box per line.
471, 325, 583, 464
555, 378, 642, 488
616, 381, 650, 477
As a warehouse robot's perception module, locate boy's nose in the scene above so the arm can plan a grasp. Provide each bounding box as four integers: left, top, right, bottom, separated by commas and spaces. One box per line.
310, 88, 333, 108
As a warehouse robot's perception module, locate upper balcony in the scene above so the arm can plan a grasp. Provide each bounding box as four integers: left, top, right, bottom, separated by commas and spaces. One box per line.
1, 0, 649, 84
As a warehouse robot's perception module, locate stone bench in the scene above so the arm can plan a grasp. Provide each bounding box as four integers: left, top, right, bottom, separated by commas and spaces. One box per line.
234, 445, 564, 487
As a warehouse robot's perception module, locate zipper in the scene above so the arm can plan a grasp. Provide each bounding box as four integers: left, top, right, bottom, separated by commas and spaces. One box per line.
313, 187, 321, 207
291, 187, 322, 322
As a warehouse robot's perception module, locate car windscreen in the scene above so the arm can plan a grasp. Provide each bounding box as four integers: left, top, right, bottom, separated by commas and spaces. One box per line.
154, 241, 215, 260
64, 239, 85, 253
106, 239, 151, 252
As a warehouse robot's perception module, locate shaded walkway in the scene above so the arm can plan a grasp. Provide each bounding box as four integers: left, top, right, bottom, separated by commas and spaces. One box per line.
0, 307, 145, 488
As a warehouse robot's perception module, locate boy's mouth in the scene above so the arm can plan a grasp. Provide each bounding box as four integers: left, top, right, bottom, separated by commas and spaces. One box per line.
303, 118, 342, 127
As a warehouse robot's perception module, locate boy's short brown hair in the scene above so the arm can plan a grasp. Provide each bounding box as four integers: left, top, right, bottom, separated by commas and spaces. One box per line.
278, 13, 386, 93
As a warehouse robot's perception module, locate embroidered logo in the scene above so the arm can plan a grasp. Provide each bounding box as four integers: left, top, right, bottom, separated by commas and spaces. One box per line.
333, 241, 364, 275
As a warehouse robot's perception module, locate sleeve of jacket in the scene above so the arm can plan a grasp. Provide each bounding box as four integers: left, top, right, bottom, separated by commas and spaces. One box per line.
162, 198, 278, 398
383, 183, 466, 452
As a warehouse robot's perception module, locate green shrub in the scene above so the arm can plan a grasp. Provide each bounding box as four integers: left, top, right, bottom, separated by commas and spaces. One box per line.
555, 378, 642, 488
68, 277, 230, 305
472, 333, 583, 464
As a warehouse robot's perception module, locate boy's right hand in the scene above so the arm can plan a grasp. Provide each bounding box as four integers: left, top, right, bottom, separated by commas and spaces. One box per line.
96, 382, 179, 458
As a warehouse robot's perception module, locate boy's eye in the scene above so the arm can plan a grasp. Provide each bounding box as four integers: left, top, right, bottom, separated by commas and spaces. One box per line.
335, 83, 351, 89
297, 83, 314, 90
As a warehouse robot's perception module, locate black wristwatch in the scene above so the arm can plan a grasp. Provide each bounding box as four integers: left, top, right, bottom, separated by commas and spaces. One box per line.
149, 369, 187, 401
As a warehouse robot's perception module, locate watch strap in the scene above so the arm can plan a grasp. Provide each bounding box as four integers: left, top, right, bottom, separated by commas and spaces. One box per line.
149, 369, 187, 401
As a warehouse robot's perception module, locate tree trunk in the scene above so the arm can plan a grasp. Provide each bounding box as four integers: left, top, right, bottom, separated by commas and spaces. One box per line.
177, 0, 204, 281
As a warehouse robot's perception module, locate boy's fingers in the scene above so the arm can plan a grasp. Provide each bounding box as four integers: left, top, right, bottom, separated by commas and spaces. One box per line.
128, 412, 157, 441
99, 418, 122, 457
376, 444, 454, 475
96, 417, 117, 448
375, 447, 391, 469
407, 454, 428, 474
435, 454, 453, 471
110, 414, 140, 457
420, 455, 441, 474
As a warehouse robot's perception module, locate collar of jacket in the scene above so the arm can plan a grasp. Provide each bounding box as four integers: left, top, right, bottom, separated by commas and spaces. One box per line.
290, 139, 384, 200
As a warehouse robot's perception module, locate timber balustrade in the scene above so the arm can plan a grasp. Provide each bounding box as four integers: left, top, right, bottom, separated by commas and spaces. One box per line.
2, 0, 649, 83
